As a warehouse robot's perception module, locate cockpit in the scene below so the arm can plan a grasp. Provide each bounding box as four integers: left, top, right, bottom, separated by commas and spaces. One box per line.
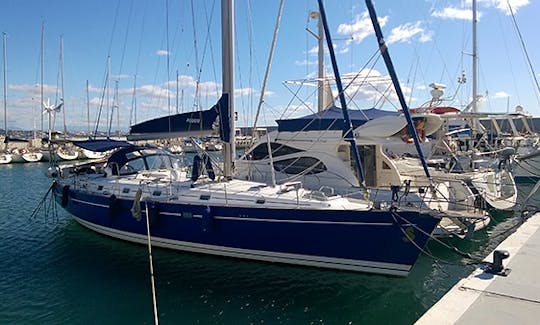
105, 146, 179, 176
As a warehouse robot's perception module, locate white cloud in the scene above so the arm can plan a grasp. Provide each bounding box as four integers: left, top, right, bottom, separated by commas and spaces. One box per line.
156, 50, 170, 56
294, 59, 317, 66
337, 11, 388, 45
234, 87, 255, 97
491, 0, 529, 15
387, 21, 431, 44
111, 74, 133, 80
493, 91, 510, 98
432, 7, 474, 20
9, 83, 57, 96
308, 46, 319, 55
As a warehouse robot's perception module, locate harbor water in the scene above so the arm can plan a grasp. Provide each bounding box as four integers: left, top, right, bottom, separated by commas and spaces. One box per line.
0, 162, 536, 324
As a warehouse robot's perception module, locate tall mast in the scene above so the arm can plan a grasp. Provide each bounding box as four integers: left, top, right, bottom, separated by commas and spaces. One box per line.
40, 23, 44, 135
106, 56, 110, 138
2, 33, 7, 139
175, 70, 179, 114
308, 11, 326, 112
86, 80, 90, 134
472, 0, 478, 113
221, 0, 234, 178
60, 36, 66, 135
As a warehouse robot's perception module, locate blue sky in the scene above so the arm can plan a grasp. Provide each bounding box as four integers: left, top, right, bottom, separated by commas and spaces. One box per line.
1, 0, 539, 132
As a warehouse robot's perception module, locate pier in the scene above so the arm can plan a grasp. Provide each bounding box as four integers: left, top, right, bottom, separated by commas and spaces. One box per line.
416, 212, 540, 324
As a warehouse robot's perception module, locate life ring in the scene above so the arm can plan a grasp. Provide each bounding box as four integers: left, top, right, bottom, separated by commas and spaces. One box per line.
400, 120, 426, 144
400, 130, 414, 144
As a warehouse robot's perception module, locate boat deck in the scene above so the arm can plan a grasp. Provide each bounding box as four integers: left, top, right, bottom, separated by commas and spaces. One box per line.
416, 211, 540, 324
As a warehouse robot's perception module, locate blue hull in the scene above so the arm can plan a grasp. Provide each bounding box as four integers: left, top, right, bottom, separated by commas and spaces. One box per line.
54, 184, 439, 276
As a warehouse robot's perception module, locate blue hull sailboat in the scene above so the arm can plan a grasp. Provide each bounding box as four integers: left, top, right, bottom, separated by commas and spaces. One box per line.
50, 0, 439, 276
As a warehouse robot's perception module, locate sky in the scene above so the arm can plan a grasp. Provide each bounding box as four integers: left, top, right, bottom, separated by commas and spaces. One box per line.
1, 0, 539, 133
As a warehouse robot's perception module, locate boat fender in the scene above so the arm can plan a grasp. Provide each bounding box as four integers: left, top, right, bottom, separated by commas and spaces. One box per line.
391, 185, 400, 202
148, 202, 160, 226
203, 154, 215, 181
191, 155, 202, 182
61, 185, 70, 207
109, 194, 118, 217
202, 206, 213, 232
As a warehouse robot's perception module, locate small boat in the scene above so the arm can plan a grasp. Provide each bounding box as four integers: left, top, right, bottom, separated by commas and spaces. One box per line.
22, 150, 43, 163
0, 152, 12, 164
8, 149, 26, 163
80, 148, 107, 160
57, 146, 79, 161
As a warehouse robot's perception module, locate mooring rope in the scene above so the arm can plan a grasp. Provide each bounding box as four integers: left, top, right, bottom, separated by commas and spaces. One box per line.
144, 201, 159, 325
29, 181, 58, 223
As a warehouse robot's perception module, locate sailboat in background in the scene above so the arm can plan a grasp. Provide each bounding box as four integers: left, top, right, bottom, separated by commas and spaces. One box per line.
49, 0, 440, 276
1, 32, 42, 164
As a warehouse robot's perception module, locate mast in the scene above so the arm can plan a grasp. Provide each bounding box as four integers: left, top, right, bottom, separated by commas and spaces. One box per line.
60, 36, 66, 135
176, 70, 179, 114
222, 0, 234, 178
131, 74, 137, 125
316, 0, 366, 186
308, 11, 326, 112
2, 33, 7, 140
40, 23, 44, 135
472, 0, 478, 114
86, 80, 90, 134
365, 0, 432, 181
106, 56, 111, 138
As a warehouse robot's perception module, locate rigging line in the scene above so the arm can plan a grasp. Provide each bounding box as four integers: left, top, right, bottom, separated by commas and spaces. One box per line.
133, 1, 149, 87
252, 0, 284, 131
92, 57, 107, 137
506, 0, 540, 106
201, 0, 219, 97
340, 48, 380, 100
166, 0, 171, 133
106, 0, 122, 59
190, 0, 201, 110
118, 0, 134, 77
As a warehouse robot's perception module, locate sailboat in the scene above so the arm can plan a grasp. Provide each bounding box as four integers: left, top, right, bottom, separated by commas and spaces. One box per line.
2, 33, 38, 164
49, 0, 440, 276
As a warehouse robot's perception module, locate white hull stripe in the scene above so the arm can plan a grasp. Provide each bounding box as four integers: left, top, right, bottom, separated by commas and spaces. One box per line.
71, 198, 109, 208
214, 215, 394, 226
71, 197, 397, 226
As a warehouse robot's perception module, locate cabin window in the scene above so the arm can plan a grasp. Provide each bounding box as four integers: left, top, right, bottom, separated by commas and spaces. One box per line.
97, 185, 104, 191
122, 188, 130, 194
199, 194, 211, 200
119, 157, 146, 175
256, 198, 266, 204
146, 154, 173, 170
273, 157, 326, 175
248, 143, 303, 160
152, 190, 162, 196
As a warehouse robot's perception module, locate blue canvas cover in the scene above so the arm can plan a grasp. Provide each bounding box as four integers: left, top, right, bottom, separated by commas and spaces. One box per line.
128, 95, 230, 142
73, 139, 134, 152
276, 106, 399, 132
